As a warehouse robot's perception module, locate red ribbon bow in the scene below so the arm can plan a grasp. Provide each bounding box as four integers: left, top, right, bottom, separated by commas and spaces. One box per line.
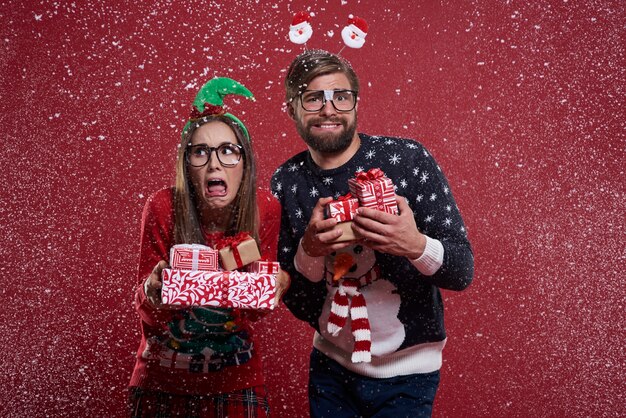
215, 232, 252, 250
337, 192, 354, 201
355, 168, 385, 183
216, 232, 252, 269
190, 103, 226, 120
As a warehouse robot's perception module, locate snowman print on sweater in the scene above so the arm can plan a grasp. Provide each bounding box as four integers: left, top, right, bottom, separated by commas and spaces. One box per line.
319, 244, 405, 360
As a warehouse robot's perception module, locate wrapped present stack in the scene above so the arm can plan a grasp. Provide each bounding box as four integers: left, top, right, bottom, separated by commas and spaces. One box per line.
325, 168, 398, 242
161, 235, 279, 310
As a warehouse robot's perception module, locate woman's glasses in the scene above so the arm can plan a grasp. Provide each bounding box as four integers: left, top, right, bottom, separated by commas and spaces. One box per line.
186, 143, 243, 168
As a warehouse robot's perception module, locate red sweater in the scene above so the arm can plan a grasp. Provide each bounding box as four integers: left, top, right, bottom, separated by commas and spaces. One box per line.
129, 187, 280, 395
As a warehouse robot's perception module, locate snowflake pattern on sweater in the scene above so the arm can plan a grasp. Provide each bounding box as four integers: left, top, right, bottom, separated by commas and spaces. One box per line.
271, 134, 474, 352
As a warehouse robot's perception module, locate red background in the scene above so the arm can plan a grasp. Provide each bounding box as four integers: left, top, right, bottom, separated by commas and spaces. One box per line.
1, 1, 623, 417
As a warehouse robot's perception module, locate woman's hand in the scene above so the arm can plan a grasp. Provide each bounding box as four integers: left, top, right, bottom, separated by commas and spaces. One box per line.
144, 260, 169, 307
274, 268, 291, 306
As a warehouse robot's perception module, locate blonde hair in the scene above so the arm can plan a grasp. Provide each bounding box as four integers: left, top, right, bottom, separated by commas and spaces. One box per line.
173, 115, 259, 245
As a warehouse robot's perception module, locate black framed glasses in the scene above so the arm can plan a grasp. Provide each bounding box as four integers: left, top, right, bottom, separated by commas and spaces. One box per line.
186, 143, 243, 168
298, 89, 358, 112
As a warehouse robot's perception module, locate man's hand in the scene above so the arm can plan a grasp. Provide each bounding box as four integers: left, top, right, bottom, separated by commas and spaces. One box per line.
300, 197, 354, 257
351, 195, 426, 259
274, 269, 291, 306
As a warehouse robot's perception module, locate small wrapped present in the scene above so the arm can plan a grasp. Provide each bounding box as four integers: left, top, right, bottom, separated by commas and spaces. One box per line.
161, 269, 277, 310
325, 193, 360, 222
329, 221, 362, 243
216, 232, 262, 271
247, 260, 280, 274
169, 244, 219, 271
348, 168, 398, 215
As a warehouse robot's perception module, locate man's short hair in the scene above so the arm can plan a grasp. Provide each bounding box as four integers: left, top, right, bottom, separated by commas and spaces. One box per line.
284, 49, 360, 103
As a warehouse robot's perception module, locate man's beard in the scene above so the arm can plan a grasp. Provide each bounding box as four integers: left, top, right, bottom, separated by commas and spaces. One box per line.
296, 115, 357, 154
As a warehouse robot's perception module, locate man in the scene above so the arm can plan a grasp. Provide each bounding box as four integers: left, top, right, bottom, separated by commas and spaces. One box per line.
271, 49, 474, 417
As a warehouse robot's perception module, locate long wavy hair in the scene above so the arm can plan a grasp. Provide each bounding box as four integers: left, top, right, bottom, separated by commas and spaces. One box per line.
173, 115, 258, 245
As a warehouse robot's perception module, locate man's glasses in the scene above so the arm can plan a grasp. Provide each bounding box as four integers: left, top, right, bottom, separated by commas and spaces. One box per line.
298, 89, 358, 112
186, 143, 243, 168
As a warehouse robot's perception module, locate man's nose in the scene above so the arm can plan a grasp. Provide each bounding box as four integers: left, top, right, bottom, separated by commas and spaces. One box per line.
319, 99, 336, 116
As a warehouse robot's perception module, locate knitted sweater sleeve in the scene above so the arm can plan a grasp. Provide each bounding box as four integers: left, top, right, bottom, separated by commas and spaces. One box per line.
404, 146, 474, 291
271, 166, 326, 331
133, 189, 176, 326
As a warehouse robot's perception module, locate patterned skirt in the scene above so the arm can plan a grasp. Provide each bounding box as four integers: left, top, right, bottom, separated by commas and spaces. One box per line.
128, 386, 270, 418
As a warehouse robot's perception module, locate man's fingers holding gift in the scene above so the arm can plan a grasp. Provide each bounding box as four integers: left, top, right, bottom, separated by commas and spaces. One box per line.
311, 197, 334, 222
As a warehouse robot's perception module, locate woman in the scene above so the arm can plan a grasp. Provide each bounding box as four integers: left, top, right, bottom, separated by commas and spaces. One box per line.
128, 77, 289, 417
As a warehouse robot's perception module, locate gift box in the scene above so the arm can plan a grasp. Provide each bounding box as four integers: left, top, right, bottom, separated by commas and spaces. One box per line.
169, 244, 219, 271
161, 269, 277, 310
329, 221, 362, 243
247, 260, 280, 274
216, 233, 261, 271
348, 168, 398, 215
325, 194, 360, 222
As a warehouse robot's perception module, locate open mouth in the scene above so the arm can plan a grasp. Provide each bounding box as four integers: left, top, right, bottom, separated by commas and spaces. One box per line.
206, 179, 227, 197
314, 122, 342, 130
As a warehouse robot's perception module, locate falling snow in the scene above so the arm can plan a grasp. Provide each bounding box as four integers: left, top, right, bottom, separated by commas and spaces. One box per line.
1, 1, 623, 417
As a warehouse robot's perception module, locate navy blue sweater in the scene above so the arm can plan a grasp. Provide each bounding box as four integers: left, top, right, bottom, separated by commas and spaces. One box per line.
271, 134, 474, 349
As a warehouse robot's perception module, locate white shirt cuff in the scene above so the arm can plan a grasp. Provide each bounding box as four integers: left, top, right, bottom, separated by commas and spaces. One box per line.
410, 236, 444, 276
294, 239, 326, 282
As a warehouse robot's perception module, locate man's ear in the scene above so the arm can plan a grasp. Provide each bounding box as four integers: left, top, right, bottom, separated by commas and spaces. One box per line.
287, 102, 296, 120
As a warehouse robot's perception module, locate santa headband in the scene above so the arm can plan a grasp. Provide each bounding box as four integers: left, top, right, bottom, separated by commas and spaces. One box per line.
287, 11, 369, 50
182, 77, 255, 141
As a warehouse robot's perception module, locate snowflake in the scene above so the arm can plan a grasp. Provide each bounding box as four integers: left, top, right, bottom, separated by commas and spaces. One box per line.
406, 142, 418, 149
275, 182, 283, 192
412, 167, 420, 176
385, 139, 394, 145
288, 163, 299, 172
430, 193, 437, 201
310, 187, 319, 197
356, 166, 365, 172
291, 184, 298, 194
281, 246, 291, 253
460, 226, 466, 233
444, 218, 452, 226
416, 194, 424, 202
295, 208, 303, 218
274, 166, 283, 173
443, 186, 449, 194
365, 149, 376, 159
389, 153, 401, 165
399, 179, 408, 188
445, 205, 452, 212
423, 149, 430, 157
323, 177, 333, 185
420, 172, 430, 183
425, 215, 433, 223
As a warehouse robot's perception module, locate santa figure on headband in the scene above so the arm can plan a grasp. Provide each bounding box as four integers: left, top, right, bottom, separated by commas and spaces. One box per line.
289, 11, 313, 45
341, 14, 368, 49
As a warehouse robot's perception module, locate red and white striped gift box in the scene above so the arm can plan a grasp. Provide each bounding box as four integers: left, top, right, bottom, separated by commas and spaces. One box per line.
347, 168, 398, 215
247, 260, 280, 274
325, 195, 360, 222
169, 244, 219, 271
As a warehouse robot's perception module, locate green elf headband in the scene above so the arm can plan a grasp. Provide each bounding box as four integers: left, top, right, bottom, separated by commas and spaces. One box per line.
182, 77, 255, 141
